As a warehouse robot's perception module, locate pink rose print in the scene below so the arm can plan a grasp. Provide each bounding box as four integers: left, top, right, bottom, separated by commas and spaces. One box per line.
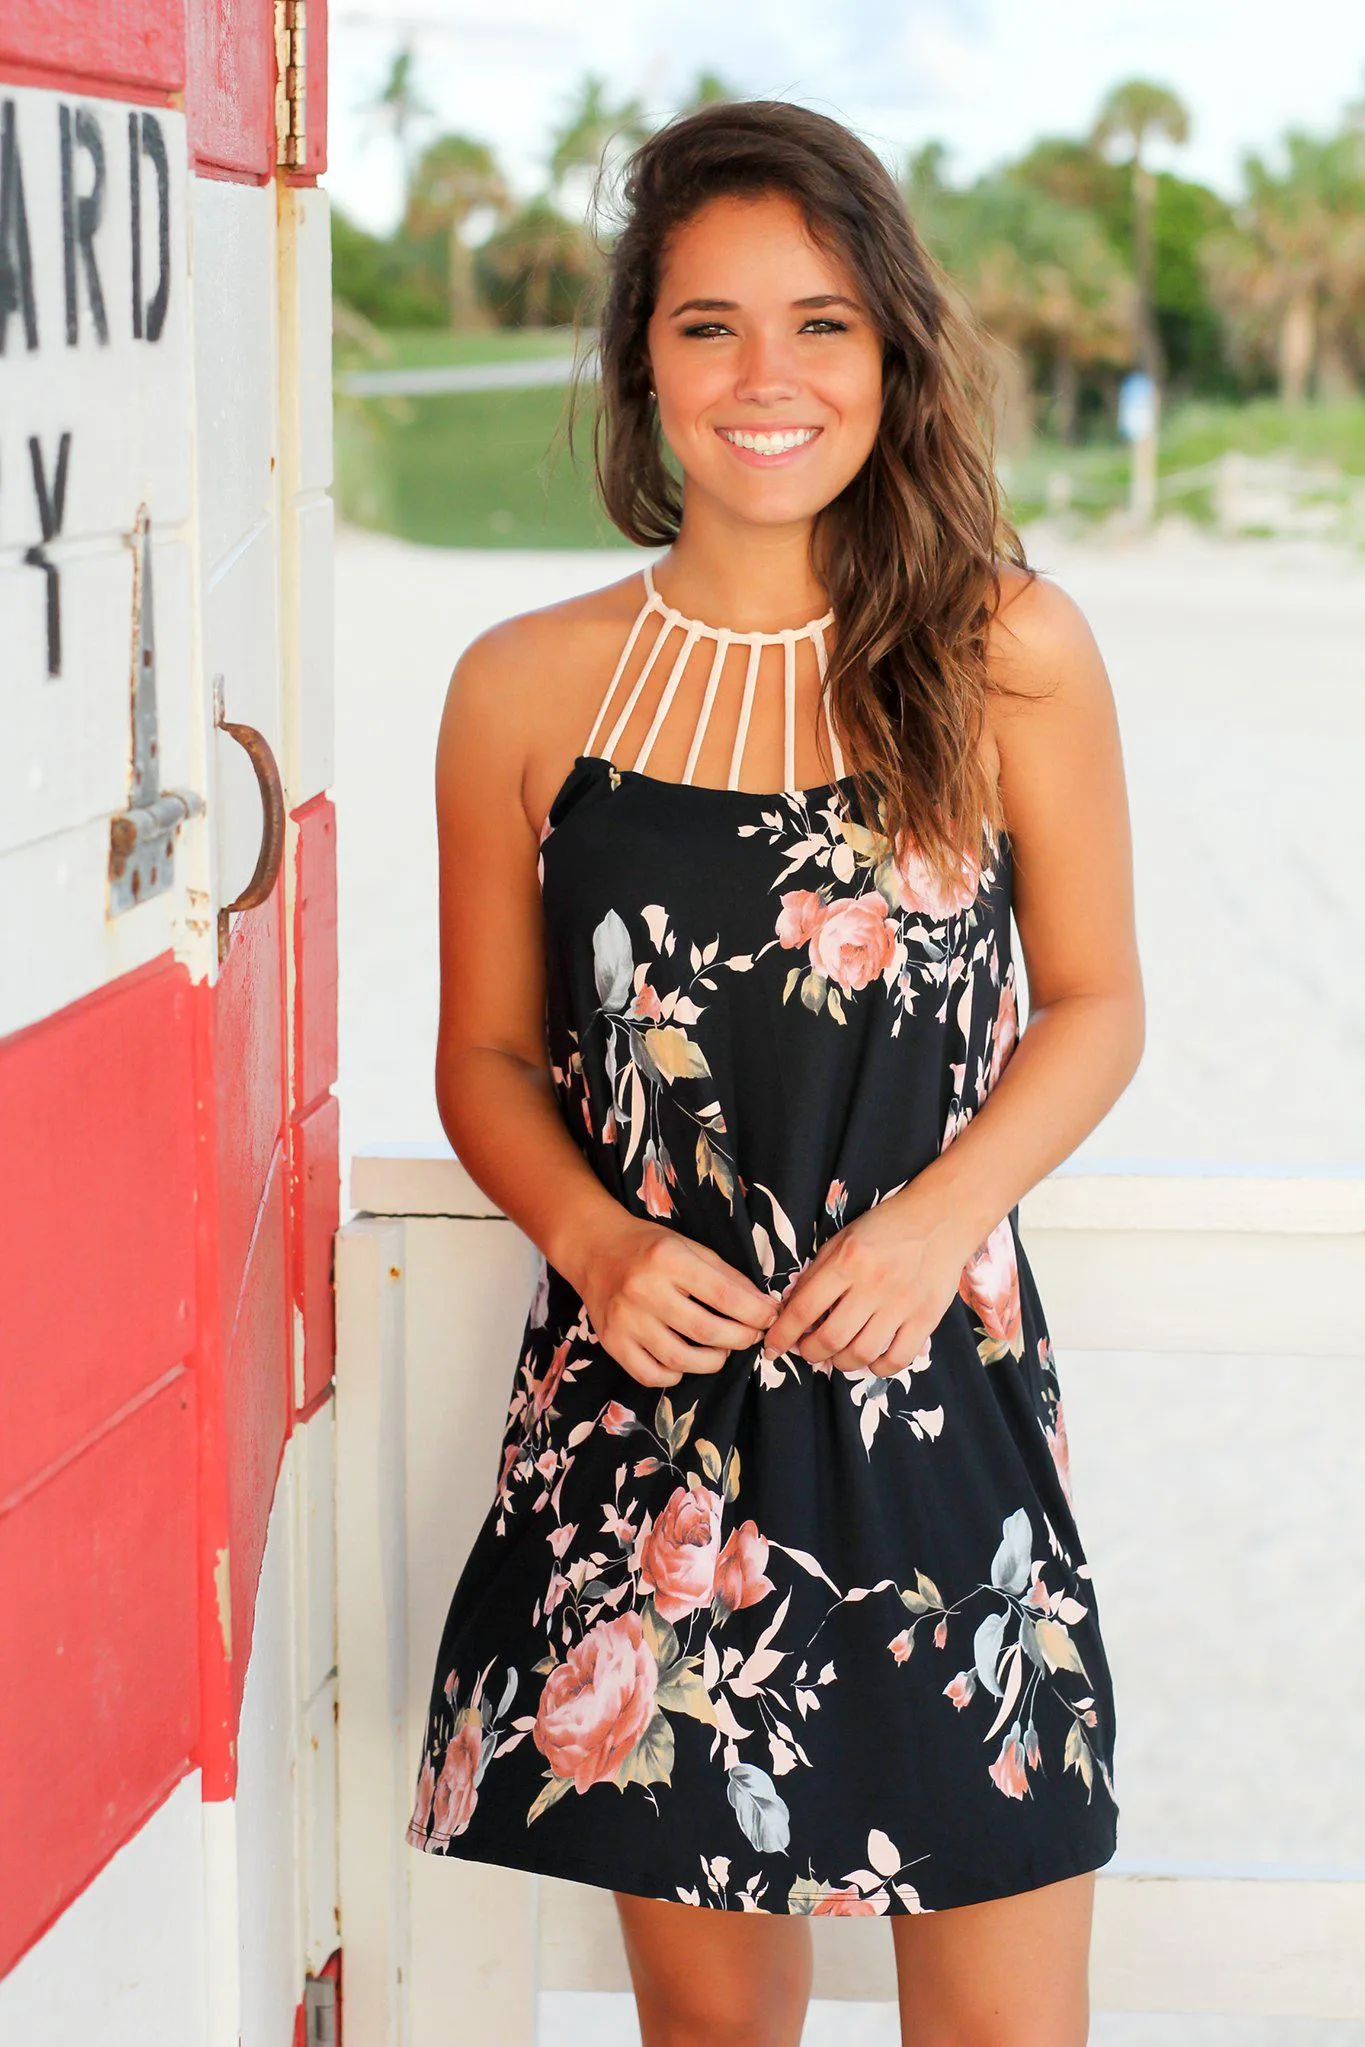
601, 1400, 637, 1436
637, 1483, 724, 1622
712, 1521, 776, 1617
411, 1752, 436, 1836
958, 1217, 1023, 1356
893, 835, 982, 920
888, 1630, 913, 1664
988, 978, 1018, 1090
1046, 1396, 1074, 1509
807, 894, 897, 993
775, 890, 827, 947
533, 1611, 659, 1792
433, 1717, 482, 1837
529, 1338, 571, 1428
944, 1670, 976, 1710
813, 1885, 881, 1916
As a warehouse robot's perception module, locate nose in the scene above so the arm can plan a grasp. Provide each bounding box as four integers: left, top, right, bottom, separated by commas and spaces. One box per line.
732, 329, 802, 408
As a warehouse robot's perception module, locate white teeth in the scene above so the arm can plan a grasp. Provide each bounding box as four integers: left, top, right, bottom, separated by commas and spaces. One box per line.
718, 427, 820, 455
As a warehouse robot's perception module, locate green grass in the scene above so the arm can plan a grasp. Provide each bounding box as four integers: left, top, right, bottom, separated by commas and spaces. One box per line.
337, 323, 589, 372
1160, 396, 1365, 474
1003, 397, 1365, 526
334, 364, 1365, 549
335, 381, 625, 548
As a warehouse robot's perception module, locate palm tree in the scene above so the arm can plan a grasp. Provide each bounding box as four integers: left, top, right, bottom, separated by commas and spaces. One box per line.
548, 74, 652, 201
908, 159, 1135, 443
404, 133, 512, 329
678, 71, 736, 113
1203, 126, 1365, 403
363, 46, 433, 194
1091, 79, 1191, 381
475, 197, 601, 328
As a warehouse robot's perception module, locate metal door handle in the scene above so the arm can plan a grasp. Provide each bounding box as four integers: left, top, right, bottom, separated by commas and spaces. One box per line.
217, 713, 285, 956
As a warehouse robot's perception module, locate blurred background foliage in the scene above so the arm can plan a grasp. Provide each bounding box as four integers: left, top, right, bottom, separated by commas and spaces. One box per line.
332, 65, 1365, 547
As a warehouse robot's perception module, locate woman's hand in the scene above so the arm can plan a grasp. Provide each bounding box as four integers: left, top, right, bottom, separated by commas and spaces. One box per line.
578, 1215, 779, 1390
761, 1193, 971, 1376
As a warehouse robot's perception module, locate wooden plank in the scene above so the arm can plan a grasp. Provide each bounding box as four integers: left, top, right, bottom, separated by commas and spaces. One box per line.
0, 1374, 199, 1978
213, 885, 286, 1324
223, 1150, 291, 1730
0, 954, 197, 1502
0, 1776, 209, 2037
292, 1089, 339, 1409
187, 0, 273, 181
291, 795, 337, 1113
0, 0, 185, 100
335, 1220, 417, 2047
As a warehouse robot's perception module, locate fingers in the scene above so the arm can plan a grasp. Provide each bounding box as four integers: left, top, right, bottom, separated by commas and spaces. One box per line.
763, 1262, 844, 1360
667, 1288, 775, 1353
617, 1338, 684, 1389
824, 1310, 913, 1375
652, 1333, 732, 1377
681, 1242, 780, 1332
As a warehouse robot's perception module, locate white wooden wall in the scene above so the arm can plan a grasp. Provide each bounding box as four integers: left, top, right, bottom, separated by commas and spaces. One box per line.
336, 1155, 1365, 2042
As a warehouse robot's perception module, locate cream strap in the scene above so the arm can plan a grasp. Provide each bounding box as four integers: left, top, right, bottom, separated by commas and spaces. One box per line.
580, 563, 847, 792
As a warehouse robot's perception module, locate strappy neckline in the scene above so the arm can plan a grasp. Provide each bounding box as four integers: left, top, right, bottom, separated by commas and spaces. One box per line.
579, 565, 847, 796
641, 561, 836, 644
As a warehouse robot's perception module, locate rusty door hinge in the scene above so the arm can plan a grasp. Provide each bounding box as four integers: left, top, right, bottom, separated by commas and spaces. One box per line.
275, 0, 307, 169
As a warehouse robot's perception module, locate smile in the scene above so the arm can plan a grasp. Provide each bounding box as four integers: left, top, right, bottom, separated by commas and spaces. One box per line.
715, 426, 823, 460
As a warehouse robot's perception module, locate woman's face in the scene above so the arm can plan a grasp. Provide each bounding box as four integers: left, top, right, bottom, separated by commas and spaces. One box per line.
645, 189, 884, 531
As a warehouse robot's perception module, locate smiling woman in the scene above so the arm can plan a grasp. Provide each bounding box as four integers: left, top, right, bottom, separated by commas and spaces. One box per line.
403, 97, 1142, 2047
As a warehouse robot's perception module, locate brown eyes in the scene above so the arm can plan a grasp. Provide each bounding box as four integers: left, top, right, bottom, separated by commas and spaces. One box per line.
679, 318, 850, 339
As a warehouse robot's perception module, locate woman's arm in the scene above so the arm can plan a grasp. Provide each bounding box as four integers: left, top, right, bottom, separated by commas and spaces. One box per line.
889, 567, 1146, 1255
761, 568, 1145, 1370
431, 615, 777, 1386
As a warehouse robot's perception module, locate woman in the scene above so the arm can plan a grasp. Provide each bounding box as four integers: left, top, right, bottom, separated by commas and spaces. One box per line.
406, 99, 1143, 2046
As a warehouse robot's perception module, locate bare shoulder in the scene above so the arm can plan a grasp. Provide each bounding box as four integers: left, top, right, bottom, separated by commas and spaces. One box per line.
441, 569, 643, 742
985, 561, 1111, 719
978, 560, 1132, 918
435, 566, 650, 834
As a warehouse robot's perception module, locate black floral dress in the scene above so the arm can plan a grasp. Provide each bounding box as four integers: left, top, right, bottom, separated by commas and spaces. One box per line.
405, 567, 1120, 1915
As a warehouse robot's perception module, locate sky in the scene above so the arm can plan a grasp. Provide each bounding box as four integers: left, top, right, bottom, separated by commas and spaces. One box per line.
325, 0, 1365, 236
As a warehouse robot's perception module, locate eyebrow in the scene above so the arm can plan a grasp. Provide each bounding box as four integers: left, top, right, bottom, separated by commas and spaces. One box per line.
667, 293, 863, 317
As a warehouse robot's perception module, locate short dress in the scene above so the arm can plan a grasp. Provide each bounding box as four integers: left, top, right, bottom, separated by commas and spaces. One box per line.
405, 562, 1121, 1914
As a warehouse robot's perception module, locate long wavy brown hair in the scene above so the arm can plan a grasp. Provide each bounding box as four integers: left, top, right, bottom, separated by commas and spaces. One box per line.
564, 98, 1035, 889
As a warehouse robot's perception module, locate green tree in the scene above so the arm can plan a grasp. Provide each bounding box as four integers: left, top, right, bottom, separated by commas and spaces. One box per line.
678, 71, 737, 112
1203, 125, 1365, 402
1015, 134, 1234, 396
404, 133, 512, 329
364, 46, 433, 193
330, 203, 447, 328
1091, 78, 1191, 380
907, 155, 1134, 442
474, 196, 602, 328
548, 73, 652, 197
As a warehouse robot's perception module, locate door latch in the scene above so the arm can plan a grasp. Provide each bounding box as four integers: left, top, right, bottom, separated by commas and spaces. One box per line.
108, 507, 205, 914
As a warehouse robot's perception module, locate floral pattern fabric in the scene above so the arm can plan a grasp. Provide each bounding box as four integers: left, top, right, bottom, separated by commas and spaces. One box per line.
405, 752, 1120, 1913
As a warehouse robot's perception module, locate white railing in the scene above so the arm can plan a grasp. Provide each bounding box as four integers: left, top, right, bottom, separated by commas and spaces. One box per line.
336, 1151, 1365, 2046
